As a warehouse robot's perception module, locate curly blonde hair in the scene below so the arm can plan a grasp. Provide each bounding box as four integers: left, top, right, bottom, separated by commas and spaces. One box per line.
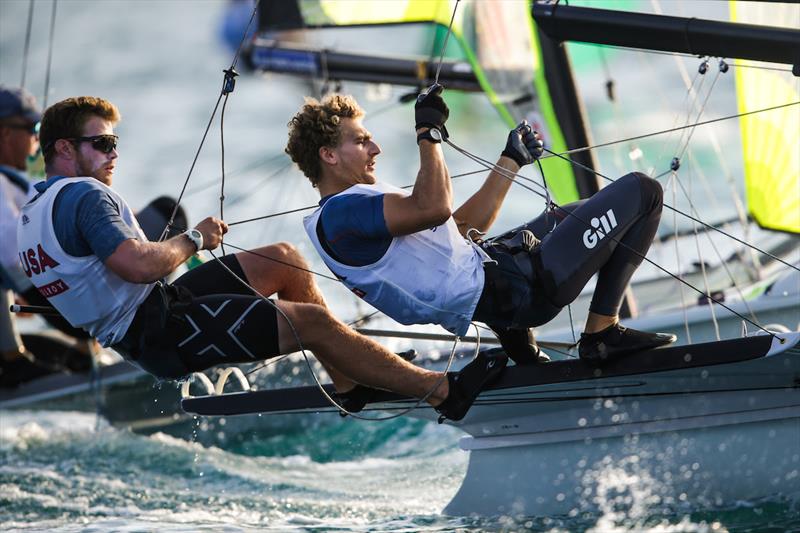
40, 96, 120, 166
285, 94, 364, 187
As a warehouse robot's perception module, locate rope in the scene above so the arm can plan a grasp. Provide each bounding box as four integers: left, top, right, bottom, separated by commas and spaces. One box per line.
433, 0, 461, 85
219, 87, 231, 256
20, 0, 35, 88
665, 62, 724, 339
41, 0, 57, 108
159, 0, 261, 241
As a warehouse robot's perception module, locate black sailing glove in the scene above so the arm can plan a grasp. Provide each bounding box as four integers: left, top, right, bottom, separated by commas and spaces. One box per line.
415, 83, 450, 139
501, 120, 544, 167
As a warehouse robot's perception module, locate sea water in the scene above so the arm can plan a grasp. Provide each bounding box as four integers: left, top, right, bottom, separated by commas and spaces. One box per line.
1, 0, 798, 531
2, 409, 798, 532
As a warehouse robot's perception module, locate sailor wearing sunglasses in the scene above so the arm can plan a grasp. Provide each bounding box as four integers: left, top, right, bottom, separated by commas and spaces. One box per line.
0, 86, 42, 374
16, 95, 497, 422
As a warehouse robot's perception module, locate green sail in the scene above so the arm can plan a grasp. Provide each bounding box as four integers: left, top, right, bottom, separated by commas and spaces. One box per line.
280, 0, 581, 204
730, 1, 800, 234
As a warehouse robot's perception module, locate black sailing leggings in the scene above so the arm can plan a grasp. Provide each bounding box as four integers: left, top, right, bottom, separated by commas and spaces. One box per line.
473, 172, 663, 328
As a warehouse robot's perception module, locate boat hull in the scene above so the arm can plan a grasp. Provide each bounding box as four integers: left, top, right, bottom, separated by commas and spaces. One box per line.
445, 335, 800, 515
447, 416, 799, 516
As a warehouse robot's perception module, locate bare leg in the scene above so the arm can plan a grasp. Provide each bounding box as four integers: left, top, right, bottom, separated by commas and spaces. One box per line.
235, 242, 357, 390
235, 242, 327, 305
275, 301, 448, 406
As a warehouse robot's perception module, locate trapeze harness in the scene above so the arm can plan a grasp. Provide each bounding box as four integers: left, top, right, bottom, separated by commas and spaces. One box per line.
473, 172, 664, 329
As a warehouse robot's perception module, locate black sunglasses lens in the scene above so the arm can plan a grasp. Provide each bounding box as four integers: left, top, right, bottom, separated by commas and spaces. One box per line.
92, 136, 117, 153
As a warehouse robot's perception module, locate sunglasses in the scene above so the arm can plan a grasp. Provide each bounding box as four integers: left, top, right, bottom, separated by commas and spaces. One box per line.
4, 122, 39, 135
70, 134, 119, 154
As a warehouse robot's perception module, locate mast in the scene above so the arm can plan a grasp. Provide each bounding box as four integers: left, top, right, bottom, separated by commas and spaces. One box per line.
535, 30, 600, 199
533, 11, 639, 316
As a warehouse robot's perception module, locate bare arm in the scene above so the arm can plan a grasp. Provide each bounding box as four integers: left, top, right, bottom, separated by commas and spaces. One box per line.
452, 155, 519, 238
383, 131, 452, 236
453, 122, 543, 239
105, 216, 227, 283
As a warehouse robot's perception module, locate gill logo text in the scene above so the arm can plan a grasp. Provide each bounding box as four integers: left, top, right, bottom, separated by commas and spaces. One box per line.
582, 209, 618, 249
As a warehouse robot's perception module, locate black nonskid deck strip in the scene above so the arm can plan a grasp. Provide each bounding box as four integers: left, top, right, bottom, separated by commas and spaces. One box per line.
181, 335, 777, 417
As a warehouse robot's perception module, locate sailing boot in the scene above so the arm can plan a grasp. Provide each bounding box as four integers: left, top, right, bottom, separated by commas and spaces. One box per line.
579, 323, 676, 366
491, 326, 550, 365
335, 349, 418, 416
435, 351, 509, 423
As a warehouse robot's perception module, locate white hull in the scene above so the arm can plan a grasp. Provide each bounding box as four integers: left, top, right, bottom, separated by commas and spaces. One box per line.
448, 416, 798, 516
445, 334, 800, 515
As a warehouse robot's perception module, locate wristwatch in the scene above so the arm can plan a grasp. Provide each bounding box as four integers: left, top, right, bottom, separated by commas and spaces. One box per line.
417, 127, 443, 145
183, 228, 203, 251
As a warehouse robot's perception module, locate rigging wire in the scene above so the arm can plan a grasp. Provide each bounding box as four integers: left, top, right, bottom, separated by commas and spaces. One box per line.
545, 100, 800, 161
20, 0, 35, 88
544, 146, 799, 273
183, 153, 288, 199
676, 68, 722, 161
41, 0, 57, 108
443, 137, 784, 341
663, 62, 725, 338
668, 175, 692, 344
652, 54, 761, 305
671, 59, 709, 161
225, 168, 490, 227
219, 242, 341, 282
224, 162, 293, 208
672, 170, 759, 323
159, 0, 261, 241
433, 0, 461, 86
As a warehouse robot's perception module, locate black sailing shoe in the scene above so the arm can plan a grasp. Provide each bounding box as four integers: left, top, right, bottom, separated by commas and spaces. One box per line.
335, 350, 418, 417
578, 323, 677, 366
435, 351, 508, 423
491, 327, 551, 365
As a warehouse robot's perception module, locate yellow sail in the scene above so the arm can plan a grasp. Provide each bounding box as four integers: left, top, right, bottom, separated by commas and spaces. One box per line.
730, 2, 800, 234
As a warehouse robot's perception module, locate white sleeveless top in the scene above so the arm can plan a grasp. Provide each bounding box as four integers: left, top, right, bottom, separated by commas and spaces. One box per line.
17, 177, 153, 346
304, 182, 485, 336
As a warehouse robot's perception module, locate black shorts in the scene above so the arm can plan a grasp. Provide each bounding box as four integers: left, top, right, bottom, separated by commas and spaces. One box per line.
114, 254, 280, 380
